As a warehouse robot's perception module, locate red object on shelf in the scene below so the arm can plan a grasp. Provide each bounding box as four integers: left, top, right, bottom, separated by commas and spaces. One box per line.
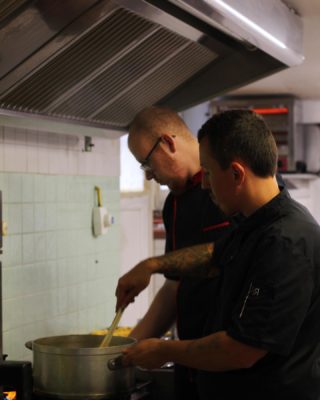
252, 107, 288, 115
277, 156, 288, 171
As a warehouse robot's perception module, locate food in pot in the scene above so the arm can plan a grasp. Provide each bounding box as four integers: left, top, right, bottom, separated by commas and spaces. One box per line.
91, 326, 132, 337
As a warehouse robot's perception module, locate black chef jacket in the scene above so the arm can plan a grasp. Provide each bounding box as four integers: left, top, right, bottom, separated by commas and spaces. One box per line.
163, 171, 233, 400
198, 188, 320, 400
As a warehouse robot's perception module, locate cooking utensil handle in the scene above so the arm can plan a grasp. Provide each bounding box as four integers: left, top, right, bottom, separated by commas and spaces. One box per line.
25, 341, 33, 350
108, 355, 125, 370
95, 186, 102, 207
100, 307, 124, 347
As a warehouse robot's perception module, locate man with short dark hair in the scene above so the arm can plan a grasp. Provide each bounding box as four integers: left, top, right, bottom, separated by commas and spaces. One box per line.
116, 110, 320, 400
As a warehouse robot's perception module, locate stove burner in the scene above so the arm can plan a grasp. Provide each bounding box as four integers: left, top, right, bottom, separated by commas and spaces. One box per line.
31, 381, 152, 400
33, 397, 132, 400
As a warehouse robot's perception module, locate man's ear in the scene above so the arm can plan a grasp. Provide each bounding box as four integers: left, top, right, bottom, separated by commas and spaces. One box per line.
161, 134, 176, 153
231, 161, 245, 185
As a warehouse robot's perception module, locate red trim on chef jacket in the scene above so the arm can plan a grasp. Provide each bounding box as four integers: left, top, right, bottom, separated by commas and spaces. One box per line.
188, 170, 203, 187
203, 220, 231, 232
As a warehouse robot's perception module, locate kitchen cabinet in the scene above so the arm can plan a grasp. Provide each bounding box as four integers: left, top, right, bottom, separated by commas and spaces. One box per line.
210, 96, 304, 172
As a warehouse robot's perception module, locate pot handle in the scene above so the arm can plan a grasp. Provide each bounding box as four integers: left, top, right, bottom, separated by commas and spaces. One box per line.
108, 355, 126, 371
25, 341, 33, 350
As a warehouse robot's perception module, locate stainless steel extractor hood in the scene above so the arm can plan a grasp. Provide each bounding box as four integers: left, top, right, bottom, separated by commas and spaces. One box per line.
0, 0, 303, 133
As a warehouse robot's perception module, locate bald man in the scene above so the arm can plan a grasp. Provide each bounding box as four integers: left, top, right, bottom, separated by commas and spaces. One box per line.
126, 106, 233, 400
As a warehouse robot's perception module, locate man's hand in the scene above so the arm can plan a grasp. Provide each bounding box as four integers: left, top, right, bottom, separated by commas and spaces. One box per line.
115, 259, 157, 311
121, 338, 169, 369
115, 242, 215, 311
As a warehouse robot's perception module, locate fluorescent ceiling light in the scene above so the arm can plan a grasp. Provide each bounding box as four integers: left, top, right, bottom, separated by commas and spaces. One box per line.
204, 0, 287, 49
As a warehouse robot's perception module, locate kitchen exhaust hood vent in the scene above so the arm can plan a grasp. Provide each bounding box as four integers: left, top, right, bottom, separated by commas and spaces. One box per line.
0, 0, 303, 133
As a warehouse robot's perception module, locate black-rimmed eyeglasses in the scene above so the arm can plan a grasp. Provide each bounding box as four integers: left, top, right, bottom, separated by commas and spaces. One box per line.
140, 136, 162, 171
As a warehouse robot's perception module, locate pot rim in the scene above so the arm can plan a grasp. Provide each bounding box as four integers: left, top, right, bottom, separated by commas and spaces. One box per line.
27, 334, 136, 356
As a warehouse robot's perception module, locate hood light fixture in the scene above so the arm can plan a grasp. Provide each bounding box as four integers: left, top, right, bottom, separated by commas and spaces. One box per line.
203, 0, 287, 49
168, 0, 304, 65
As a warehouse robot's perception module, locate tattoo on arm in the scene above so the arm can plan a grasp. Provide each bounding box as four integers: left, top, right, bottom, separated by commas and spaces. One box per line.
155, 243, 218, 278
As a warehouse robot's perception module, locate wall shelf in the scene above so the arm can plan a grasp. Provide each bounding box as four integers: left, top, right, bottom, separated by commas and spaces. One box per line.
210, 95, 303, 172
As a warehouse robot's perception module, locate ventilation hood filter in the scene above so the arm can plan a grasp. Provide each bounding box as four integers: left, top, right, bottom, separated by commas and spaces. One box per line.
0, 0, 303, 133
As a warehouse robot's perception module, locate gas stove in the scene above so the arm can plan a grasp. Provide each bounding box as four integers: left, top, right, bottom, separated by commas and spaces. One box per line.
31, 380, 152, 400
1, 358, 174, 400
3, 377, 151, 400
32, 379, 152, 400
1, 360, 33, 400
1, 360, 152, 400
4, 384, 151, 400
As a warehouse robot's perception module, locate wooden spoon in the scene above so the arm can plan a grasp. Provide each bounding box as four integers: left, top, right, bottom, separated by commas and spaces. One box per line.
99, 308, 124, 347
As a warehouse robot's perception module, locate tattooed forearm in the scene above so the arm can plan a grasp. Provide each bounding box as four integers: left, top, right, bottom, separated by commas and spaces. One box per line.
152, 242, 218, 277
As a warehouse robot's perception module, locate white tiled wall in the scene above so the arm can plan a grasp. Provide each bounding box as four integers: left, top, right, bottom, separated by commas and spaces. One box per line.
0, 124, 121, 361
0, 125, 119, 176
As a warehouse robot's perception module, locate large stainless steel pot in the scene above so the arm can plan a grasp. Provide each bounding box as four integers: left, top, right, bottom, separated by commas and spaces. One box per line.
25, 334, 136, 399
